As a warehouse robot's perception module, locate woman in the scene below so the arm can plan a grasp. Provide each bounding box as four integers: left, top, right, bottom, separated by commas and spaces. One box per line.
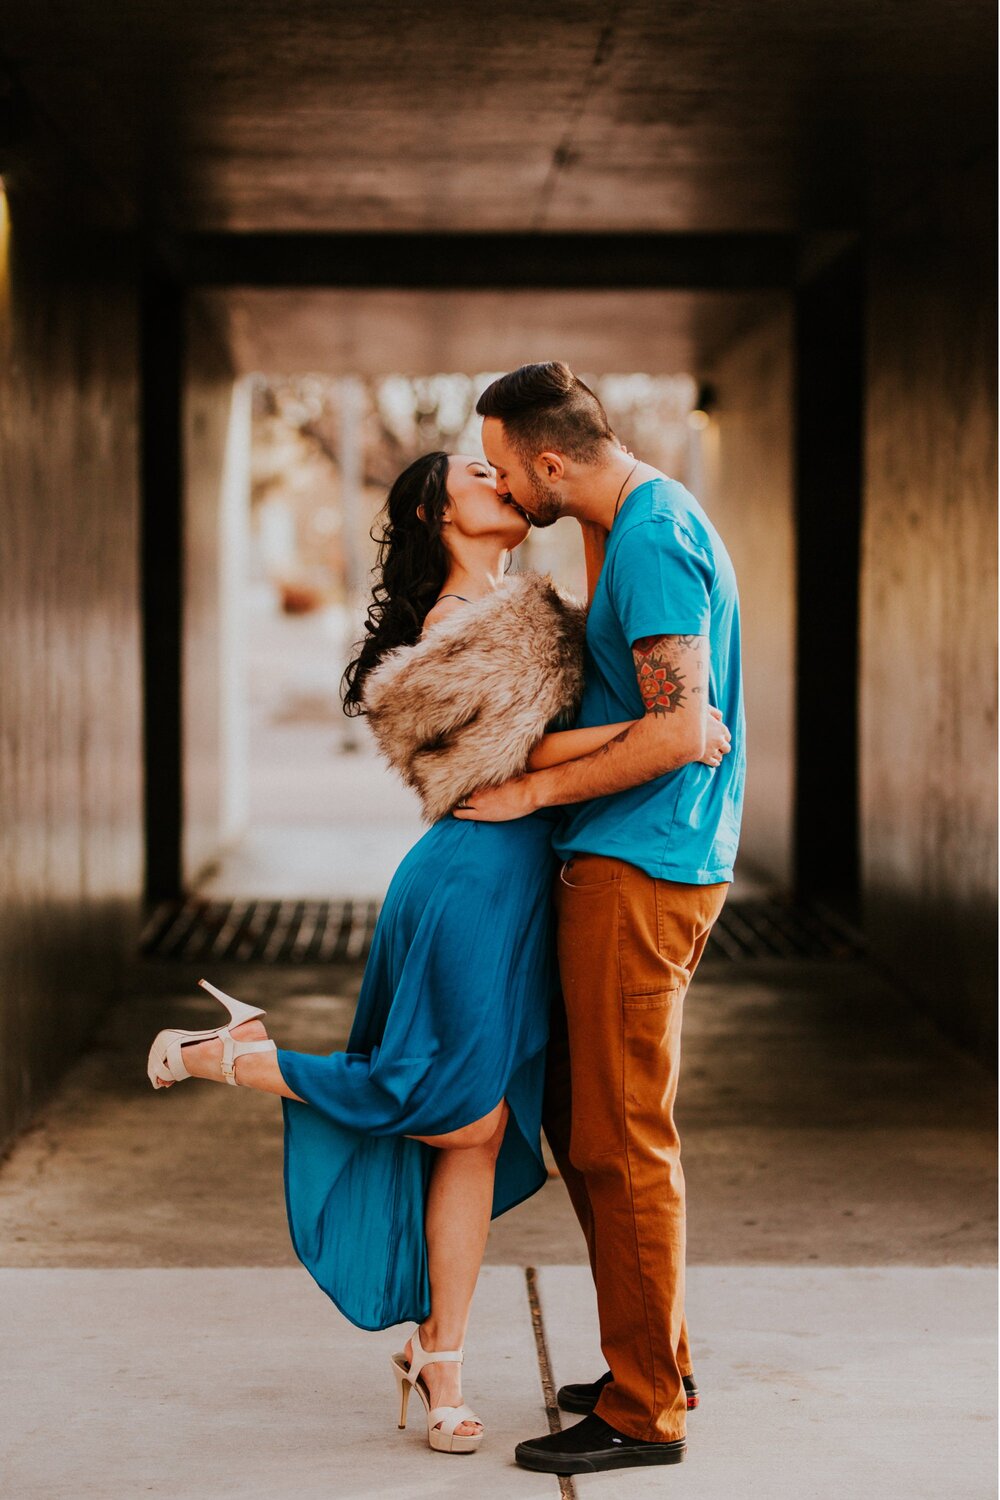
147, 451, 730, 1455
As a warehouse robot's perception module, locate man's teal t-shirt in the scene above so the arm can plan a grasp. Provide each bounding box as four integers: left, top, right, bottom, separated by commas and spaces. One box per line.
552, 476, 746, 884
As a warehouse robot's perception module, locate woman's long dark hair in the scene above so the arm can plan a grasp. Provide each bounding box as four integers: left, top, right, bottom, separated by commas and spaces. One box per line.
341, 451, 452, 716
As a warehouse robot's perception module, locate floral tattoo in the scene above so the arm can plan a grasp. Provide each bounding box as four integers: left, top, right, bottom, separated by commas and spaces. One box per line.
632, 634, 705, 714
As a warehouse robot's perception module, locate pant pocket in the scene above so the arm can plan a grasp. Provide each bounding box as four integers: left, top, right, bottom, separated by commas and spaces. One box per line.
618, 865, 691, 999
558, 854, 622, 890
621, 985, 685, 1143
621, 984, 685, 1010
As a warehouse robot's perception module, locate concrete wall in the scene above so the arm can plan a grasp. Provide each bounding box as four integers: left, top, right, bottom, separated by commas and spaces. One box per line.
702, 153, 998, 1057
181, 299, 245, 886
702, 301, 797, 889
0, 186, 144, 1148
860, 151, 998, 1057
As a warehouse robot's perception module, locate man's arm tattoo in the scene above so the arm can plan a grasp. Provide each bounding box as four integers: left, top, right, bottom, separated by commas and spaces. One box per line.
631, 634, 707, 714
596, 725, 634, 756
634, 633, 701, 651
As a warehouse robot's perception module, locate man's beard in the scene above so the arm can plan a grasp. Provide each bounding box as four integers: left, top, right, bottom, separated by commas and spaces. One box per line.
523, 472, 563, 528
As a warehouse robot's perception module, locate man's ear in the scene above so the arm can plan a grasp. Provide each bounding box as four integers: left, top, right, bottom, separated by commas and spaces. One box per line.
537, 450, 566, 482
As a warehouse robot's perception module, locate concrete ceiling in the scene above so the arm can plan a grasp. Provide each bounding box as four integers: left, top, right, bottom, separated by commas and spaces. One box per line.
4, 0, 994, 234
206, 287, 787, 376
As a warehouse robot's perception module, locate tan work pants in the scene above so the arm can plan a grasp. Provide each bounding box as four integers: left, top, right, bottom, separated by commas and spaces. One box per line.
543, 852, 729, 1443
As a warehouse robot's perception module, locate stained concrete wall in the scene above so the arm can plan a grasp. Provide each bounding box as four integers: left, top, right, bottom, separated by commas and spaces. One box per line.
181, 299, 244, 887
703, 153, 997, 1056
701, 302, 797, 889
860, 150, 998, 1058
0, 185, 144, 1149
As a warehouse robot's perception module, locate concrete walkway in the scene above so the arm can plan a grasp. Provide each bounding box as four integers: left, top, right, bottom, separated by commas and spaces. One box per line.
0, 1265, 993, 1498
540, 1265, 995, 1499
0, 954, 995, 1496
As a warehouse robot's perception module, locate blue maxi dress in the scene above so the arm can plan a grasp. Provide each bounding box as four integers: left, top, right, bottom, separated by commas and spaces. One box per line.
276, 804, 561, 1331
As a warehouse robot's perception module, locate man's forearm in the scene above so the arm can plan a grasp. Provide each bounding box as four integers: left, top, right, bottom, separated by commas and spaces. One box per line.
525, 714, 703, 809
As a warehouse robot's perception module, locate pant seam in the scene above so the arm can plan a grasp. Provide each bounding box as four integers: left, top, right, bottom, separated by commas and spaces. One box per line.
615, 872, 661, 1436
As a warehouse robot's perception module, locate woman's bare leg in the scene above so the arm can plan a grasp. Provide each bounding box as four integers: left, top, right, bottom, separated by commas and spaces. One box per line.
404, 1102, 509, 1436
163, 1023, 508, 1439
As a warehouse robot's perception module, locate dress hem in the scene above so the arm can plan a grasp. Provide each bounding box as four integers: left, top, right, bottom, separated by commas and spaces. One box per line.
279, 1039, 550, 1333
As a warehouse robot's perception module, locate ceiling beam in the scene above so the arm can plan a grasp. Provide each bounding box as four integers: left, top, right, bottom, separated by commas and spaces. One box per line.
160, 232, 803, 290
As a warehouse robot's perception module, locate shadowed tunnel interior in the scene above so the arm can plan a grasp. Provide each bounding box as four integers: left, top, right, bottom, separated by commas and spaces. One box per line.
0, 7, 996, 1496
1, 2, 995, 1146
0, 2, 995, 1192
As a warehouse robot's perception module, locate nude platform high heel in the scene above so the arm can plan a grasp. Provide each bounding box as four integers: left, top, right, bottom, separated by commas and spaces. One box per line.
147, 978, 276, 1088
390, 1326, 484, 1454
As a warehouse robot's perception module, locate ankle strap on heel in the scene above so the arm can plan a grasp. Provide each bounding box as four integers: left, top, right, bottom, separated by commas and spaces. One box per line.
407, 1325, 464, 1384
219, 1029, 277, 1086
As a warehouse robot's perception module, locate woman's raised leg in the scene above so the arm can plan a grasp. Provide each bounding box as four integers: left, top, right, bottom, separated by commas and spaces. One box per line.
157, 1016, 508, 1440
153, 1018, 304, 1096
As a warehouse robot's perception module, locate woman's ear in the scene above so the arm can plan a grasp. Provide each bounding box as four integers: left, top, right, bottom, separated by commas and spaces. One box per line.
416, 501, 451, 526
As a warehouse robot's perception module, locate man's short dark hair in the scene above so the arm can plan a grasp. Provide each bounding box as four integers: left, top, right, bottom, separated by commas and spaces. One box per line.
476, 361, 613, 464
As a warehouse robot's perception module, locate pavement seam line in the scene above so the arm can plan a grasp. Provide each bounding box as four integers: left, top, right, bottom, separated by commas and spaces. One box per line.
525, 1265, 577, 1500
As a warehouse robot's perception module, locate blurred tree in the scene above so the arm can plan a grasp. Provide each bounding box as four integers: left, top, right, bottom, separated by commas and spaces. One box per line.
249, 369, 699, 612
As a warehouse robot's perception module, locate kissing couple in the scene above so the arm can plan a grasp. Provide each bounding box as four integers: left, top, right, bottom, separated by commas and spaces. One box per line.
148, 360, 746, 1476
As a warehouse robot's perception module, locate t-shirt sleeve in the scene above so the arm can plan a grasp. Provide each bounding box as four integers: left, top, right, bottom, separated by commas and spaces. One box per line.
609, 519, 713, 644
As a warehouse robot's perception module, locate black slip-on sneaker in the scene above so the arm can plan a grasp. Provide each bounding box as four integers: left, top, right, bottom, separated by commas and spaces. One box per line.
514, 1413, 687, 1475
557, 1368, 700, 1414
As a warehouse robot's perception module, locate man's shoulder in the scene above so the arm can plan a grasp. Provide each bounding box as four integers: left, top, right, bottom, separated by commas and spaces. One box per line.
651, 477, 717, 539
615, 479, 715, 558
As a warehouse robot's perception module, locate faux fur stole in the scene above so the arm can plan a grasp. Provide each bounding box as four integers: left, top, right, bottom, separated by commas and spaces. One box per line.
363, 570, 588, 823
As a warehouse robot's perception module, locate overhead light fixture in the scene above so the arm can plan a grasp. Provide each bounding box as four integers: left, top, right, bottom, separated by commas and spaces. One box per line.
688, 380, 717, 428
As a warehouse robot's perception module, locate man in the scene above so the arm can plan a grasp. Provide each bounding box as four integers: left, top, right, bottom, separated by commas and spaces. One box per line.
454, 361, 746, 1476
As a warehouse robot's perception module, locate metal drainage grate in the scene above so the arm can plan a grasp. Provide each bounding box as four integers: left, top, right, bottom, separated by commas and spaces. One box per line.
141, 894, 864, 965
140, 898, 380, 964
708, 897, 865, 961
